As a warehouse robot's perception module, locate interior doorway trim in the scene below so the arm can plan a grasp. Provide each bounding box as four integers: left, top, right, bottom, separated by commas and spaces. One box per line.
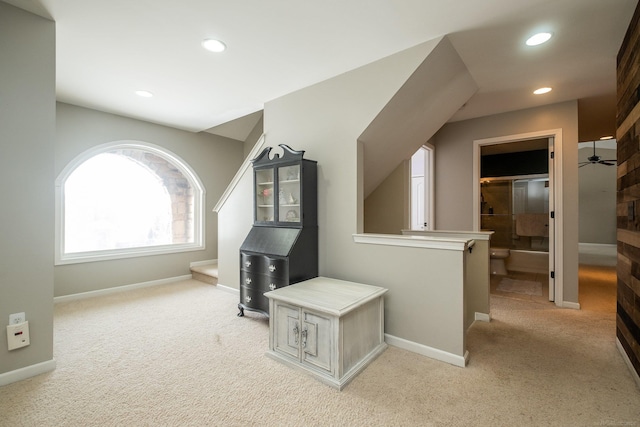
408, 144, 435, 231
472, 129, 564, 306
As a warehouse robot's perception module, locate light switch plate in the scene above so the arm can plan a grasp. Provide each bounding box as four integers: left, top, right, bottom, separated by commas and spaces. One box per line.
7, 321, 30, 351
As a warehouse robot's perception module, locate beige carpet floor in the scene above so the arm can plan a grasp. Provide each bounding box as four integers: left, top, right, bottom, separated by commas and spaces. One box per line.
1, 273, 639, 426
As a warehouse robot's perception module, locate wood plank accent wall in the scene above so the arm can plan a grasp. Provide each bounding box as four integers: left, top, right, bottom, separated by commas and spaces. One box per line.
617, 0, 640, 379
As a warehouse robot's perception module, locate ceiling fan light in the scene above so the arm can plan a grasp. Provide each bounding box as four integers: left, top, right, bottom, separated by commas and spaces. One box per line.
600, 135, 613, 140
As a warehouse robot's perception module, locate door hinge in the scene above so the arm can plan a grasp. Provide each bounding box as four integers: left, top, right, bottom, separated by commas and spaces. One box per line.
550, 271, 555, 279
550, 211, 555, 219
550, 151, 554, 159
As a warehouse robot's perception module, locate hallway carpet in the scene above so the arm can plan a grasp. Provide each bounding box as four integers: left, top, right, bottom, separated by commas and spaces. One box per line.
0, 274, 638, 426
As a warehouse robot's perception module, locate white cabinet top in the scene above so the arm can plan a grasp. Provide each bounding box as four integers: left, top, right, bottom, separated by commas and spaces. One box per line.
264, 276, 387, 316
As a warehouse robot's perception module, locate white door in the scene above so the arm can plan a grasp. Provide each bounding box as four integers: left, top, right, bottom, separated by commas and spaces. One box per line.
411, 145, 433, 230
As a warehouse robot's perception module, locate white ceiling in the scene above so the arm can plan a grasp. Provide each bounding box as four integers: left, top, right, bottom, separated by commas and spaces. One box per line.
5, 0, 638, 141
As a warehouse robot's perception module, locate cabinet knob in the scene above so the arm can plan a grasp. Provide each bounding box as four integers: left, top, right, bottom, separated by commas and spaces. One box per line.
269, 283, 276, 291
269, 264, 276, 272
245, 261, 251, 267
245, 295, 252, 303
245, 277, 252, 285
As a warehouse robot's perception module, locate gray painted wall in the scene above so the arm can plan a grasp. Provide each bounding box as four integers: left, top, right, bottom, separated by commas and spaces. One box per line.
578, 147, 617, 244
243, 115, 264, 160
54, 103, 244, 296
0, 3, 55, 376
218, 40, 479, 358
432, 101, 580, 303
364, 161, 408, 234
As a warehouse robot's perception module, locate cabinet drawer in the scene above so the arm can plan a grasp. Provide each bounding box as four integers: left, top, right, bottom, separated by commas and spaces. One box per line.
240, 285, 268, 313
264, 256, 287, 278
241, 252, 264, 272
259, 277, 288, 292
240, 271, 260, 288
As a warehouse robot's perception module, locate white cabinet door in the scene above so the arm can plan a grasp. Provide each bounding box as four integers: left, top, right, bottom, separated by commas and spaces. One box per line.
301, 310, 332, 374
273, 303, 300, 360
273, 303, 333, 374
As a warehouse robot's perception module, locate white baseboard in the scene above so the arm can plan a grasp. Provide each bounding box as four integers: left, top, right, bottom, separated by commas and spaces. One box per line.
189, 259, 217, 268
561, 301, 581, 310
54, 275, 193, 303
385, 334, 468, 367
0, 359, 56, 386
475, 312, 491, 322
578, 243, 617, 252
215, 283, 239, 295
616, 338, 640, 390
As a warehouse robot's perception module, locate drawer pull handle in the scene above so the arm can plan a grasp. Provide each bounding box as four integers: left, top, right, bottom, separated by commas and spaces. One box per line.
269, 283, 276, 291
245, 277, 252, 285
293, 323, 299, 345
245, 261, 251, 267
269, 264, 276, 272
301, 327, 308, 348
245, 295, 252, 303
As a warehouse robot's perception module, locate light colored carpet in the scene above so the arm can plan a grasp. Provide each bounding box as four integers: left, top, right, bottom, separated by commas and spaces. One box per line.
497, 278, 543, 296
1, 278, 639, 426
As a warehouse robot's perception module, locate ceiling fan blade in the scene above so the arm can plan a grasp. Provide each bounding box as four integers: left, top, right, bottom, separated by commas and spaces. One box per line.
598, 161, 616, 166
579, 163, 591, 168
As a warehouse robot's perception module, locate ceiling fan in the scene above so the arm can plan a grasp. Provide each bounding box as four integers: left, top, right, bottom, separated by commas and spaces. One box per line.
579, 141, 616, 168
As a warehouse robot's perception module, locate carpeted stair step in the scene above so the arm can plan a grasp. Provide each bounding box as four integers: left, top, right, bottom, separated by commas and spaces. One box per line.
190, 262, 218, 285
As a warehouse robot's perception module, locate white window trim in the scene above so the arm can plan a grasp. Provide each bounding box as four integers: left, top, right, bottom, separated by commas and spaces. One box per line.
55, 140, 206, 265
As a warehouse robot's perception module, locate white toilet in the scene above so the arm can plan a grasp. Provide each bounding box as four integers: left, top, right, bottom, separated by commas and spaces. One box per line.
490, 247, 510, 275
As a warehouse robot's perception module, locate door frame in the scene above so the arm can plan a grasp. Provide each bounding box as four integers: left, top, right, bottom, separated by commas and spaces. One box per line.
409, 144, 435, 230
472, 129, 564, 306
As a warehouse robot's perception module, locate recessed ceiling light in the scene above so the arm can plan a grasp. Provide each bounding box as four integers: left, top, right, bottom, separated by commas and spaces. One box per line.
202, 39, 226, 53
600, 135, 614, 140
526, 32, 553, 46
135, 90, 153, 98
533, 87, 552, 95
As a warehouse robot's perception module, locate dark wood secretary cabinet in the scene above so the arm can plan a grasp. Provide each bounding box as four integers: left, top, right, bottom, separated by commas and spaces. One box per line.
238, 145, 318, 317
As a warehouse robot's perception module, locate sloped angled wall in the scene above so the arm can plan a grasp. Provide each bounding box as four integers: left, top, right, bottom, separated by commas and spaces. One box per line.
359, 36, 477, 198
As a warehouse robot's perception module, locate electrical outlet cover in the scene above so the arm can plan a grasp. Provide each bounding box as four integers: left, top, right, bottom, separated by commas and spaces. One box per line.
9, 312, 25, 325
7, 321, 30, 351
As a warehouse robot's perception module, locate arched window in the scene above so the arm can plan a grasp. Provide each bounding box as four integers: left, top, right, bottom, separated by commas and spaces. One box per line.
55, 141, 205, 264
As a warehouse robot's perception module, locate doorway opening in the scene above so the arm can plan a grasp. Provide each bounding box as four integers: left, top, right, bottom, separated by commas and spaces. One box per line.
410, 145, 434, 231
473, 130, 564, 306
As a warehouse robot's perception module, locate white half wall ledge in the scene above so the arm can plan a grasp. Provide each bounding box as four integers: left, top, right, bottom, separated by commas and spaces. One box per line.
385, 334, 468, 367
353, 233, 474, 252
401, 229, 493, 241
0, 359, 56, 387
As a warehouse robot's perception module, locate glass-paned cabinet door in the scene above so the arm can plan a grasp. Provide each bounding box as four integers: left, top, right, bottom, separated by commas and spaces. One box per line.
278, 165, 301, 223
255, 169, 274, 222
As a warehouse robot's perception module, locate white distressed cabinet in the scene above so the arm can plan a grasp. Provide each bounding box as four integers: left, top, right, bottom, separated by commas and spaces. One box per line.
265, 277, 388, 390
